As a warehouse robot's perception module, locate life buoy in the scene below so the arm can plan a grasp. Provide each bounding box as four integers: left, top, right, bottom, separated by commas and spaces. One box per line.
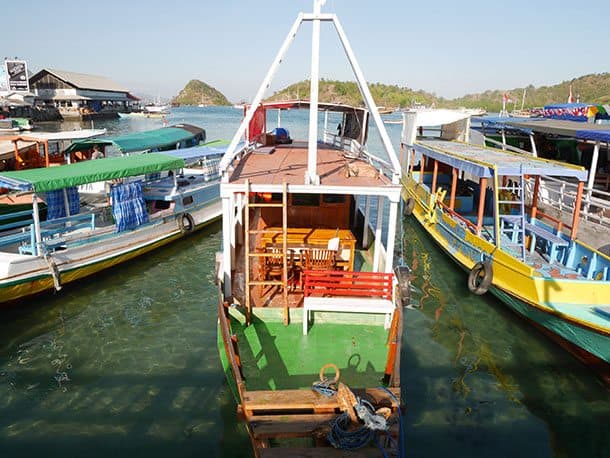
403, 197, 415, 216
468, 260, 492, 295
178, 213, 195, 234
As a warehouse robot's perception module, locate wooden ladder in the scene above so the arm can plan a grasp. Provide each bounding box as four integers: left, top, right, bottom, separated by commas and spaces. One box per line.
244, 180, 289, 325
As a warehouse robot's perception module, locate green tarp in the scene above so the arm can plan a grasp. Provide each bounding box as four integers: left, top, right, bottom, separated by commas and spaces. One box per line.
64, 127, 199, 154
0, 153, 185, 192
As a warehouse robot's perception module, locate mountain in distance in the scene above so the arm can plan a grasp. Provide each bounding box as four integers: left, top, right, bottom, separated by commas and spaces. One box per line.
266, 79, 436, 109
449, 73, 610, 112
266, 73, 610, 112
172, 79, 230, 106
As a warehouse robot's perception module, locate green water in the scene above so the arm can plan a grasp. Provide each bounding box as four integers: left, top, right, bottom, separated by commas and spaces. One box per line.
1, 218, 608, 457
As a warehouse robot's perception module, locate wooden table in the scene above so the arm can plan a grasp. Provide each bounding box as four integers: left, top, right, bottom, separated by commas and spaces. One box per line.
261, 227, 357, 271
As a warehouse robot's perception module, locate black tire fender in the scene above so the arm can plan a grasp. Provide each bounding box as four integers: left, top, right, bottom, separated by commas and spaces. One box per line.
178, 213, 195, 234
403, 197, 415, 216
468, 260, 493, 295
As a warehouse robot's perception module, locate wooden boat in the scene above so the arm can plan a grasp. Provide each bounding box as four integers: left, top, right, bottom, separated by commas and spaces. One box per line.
0, 146, 223, 305
215, 2, 407, 456
474, 116, 610, 232
400, 109, 610, 382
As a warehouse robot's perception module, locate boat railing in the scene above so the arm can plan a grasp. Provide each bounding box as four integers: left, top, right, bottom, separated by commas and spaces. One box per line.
16, 213, 97, 256
525, 175, 610, 229
484, 136, 534, 156
324, 130, 395, 178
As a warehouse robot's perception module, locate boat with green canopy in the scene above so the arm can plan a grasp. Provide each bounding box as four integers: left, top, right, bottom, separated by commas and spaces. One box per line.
0, 151, 222, 305
63, 123, 205, 160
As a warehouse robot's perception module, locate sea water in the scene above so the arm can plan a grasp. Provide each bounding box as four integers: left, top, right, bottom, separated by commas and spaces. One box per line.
0, 107, 608, 457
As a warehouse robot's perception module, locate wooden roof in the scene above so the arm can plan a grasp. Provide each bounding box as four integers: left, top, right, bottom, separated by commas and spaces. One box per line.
228, 142, 392, 188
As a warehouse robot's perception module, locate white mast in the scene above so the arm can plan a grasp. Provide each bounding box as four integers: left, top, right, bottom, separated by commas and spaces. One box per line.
305, 0, 325, 185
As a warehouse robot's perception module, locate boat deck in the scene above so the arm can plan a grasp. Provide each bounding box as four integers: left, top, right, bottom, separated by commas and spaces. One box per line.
228, 141, 393, 188
228, 307, 390, 391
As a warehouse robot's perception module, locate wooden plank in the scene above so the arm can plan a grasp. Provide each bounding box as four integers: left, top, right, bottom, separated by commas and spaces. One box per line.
244, 387, 400, 412
252, 414, 401, 439
259, 447, 385, 457
251, 413, 336, 439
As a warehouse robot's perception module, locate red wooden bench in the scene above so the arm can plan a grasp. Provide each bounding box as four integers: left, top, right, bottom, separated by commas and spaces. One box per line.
302, 270, 395, 335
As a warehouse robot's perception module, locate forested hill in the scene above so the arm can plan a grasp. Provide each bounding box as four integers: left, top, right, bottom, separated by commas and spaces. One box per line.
266, 74, 610, 112
450, 73, 610, 112
266, 80, 437, 109
172, 80, 230, 106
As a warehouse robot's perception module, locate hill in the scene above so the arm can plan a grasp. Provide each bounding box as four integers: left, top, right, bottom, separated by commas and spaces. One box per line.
266, 79, 436, 109
172, 80, 230, 106
266, 73, 610, 112
447, 73, 610, 112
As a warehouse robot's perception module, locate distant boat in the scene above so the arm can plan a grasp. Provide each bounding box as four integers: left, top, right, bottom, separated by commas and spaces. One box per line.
118, 111, 166, 119
0, 118, 33, 133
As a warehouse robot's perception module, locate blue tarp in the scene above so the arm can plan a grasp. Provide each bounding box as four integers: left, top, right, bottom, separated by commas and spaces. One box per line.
110, 181, 149, 232
575, 129, 610, 142
45, 187, 80, 220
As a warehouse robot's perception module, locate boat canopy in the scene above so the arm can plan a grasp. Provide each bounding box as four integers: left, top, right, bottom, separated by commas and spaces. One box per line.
475, 117, 610, 143
418, 140, 588, 180
162, 141, 243, 164
0, 153, 185, 192
537, 103, 610, 122
64, 124, 204, 154
402, 109, 471, 146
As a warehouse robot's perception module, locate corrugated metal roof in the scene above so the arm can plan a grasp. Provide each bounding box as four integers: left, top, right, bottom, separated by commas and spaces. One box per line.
41, 69, 129, 93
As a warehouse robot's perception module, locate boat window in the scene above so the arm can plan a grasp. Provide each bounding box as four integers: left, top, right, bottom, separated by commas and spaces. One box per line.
322, 194, 345, 204
292, 194, 320, 206
183, 196, 193, 206
155, 200, 171, 210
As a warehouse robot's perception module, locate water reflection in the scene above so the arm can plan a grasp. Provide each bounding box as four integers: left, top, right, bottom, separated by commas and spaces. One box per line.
401, 217, 609, 457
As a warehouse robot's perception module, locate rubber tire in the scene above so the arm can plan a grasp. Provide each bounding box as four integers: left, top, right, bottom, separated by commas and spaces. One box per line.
178, 213, 195, 234
468, 261, 492, 295
403, 197, 415, 216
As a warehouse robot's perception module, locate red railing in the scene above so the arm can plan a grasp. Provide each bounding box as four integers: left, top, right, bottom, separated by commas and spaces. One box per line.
303, 270, 393, 300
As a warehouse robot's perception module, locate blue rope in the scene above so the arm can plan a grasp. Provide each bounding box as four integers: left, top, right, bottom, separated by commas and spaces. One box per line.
379, 386, 405, 457
312, 379, 337, 397
327, 412, 373, 450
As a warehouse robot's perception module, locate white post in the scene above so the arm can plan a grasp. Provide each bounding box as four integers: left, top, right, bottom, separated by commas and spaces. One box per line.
62, 188, 71, 218
324, 109, 328, 135
529, 133, 538, 157
235, 192, 243, 245
277, 109, 281, 128
501, 128, 506, 150
219, 14, 305, 174
229, 193, 236, 266
222, 196, 233, 299
306, 0, 325, 185
331, 16, 401, 180
385, 197, 399, 273
373, 197, 384, 272
585, 141, 600, 213
32, 194, 43, 257
363, 195, 371, 249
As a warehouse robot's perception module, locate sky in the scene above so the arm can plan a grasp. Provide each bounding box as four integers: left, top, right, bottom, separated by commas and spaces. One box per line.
3, 0, 610, 103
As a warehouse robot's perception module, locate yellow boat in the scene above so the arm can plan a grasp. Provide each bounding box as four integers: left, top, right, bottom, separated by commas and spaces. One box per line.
399, 109, 610, 383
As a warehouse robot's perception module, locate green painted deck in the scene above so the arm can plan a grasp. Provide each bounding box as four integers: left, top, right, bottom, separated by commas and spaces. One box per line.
229, 308, 390, 391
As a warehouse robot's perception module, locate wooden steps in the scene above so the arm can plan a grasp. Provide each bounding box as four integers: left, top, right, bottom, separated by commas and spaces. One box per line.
243, 387, 400, 415
251, 413, 400, 440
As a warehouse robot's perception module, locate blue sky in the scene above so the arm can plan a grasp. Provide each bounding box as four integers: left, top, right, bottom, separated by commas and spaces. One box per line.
4, 0, 609, 102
